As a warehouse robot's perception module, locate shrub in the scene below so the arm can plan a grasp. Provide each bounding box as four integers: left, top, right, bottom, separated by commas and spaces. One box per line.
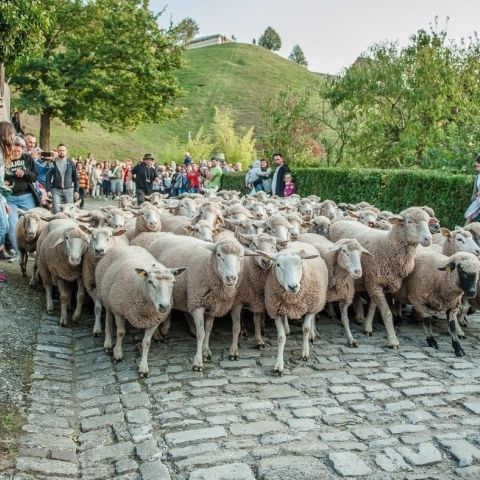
222, 167, 473, 228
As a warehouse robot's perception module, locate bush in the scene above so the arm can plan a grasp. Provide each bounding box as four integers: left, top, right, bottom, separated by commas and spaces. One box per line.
222, 167, 473, 228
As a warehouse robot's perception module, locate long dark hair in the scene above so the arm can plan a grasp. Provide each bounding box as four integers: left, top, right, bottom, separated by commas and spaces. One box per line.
0, 121, 14, 168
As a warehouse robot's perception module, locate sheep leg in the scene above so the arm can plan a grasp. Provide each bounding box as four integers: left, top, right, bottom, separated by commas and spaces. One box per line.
370, 290, 399, 348
93, 297, 103, 336
309, 318, 319, 342
457, 297, 469, 327
283, 316, 291, 335
453, 315, 466, 339
57, 278, 70, 327
103, 309, 113, 352
159, 315, 171, 338
138, 324, 158, 378
340, 301, 357, 347
113, 314, 126, 362
448, 309, 465, 357
353, 295, 365, 325
72, 278, 85, 323
229, 304, 242, 360
273, 315, 287, 375
202, 315, 214, 361
253, 312, 265, 349
45, 283, 54, 315
326, 302, 336, 318
423, 317, 438, 349
20, 249, 28, 278
29, 261, 38, 288
300, 314, 314, 361
191, 308, 206, 371
364, 301, 376, 336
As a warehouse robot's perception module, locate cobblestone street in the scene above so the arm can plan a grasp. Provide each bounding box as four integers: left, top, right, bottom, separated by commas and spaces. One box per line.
5, 309, 480, 479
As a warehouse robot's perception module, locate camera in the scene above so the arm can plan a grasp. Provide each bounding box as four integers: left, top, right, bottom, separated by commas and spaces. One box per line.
40, 151, 54, 161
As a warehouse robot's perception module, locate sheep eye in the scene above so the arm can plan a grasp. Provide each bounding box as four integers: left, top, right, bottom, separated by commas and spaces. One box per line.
148, 280, 154, 285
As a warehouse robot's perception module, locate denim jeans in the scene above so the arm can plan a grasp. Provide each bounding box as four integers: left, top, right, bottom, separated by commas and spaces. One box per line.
51, 188, 74, 213
7, 193, 36, 252
0, 196, 9, 246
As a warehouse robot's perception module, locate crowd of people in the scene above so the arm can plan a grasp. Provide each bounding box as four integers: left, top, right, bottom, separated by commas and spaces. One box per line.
0, 119, 296, 282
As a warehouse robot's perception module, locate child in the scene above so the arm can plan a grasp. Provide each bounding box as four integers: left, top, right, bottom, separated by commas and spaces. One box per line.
283, 173, 296, 197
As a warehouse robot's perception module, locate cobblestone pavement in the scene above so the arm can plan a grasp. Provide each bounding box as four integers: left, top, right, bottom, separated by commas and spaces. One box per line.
7, 310, 480, 480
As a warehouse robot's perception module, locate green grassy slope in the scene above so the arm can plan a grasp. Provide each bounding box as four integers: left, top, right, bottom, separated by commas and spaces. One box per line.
22, 43, 324, 161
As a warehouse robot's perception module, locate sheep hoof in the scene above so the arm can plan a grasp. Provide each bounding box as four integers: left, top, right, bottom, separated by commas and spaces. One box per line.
104, 347, 112, 354
426, 337, 439, 349
364, 331, 373, 337
228, 354, 239, 361
300, 355, 309, 362
388, 344, 399, 350
272, 368, 283, 376
458, 333, 466, 340
348, 341, 358, 348
256, 343, 266, 350
192, 365, 203, 372
453, 342, 465, 357
139, 371, 148, 378
113, 357, 123, 364
47, 310, 54, 315
203, 353, 212, 361
94, 332, 100, 338
240, 328, 248, 337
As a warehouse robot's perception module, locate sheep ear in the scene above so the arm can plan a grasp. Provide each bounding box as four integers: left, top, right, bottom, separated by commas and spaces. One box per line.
113, 229, 126, 236
388, 215, 404, 225
50, 236, 65, 249
326, 243, 342, 253
78, 224, 93, 235
17, 208, 26, 217
41, 215, 53, 222
440, 228, 451, 238
170, 267, 187, 276
239, 233, 254, 242
252, 220, 265, 229
297, 251, 319, 260
243, 248, 257, 256
454, 225, 463, 231
428, 217, 439, 225
255, 250, 275, 261
135, 268, 148, 277
360, 246, 373, 256
183, 224, 194, 232
347, 211, 358, 218
204, 244, 216, 252
438, 261, 456, 272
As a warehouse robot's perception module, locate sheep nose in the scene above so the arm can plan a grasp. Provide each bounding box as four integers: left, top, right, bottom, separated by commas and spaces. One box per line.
475, 249, 480, 257
225, 275, 237, 286
95, 248, 105, 255
466, 288, 477, 298
288, 284, 299, 293
157, 303, 169, 312
353, 269, 362, 277
421, 236, 432, 247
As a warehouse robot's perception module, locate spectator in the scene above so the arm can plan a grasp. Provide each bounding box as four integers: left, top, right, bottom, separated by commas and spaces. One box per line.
88, 160, 97, 197
77, 162, 89, 208
5, 141, 39, 260
24, 133, 36, 155
163, 171, 172, 196
132, 153, 156, 204
92, 163, 102, 198
11, 112, 24, 135
123, 159, 134, 196
110, 160, 123, 199
172, 165, 188, 196
186, 164, 201, 193
34, 149, 53, 207
205, 158, 223, 190
45, 144, 79, 213
254, 158, 272, 193
234, 162, 243, 171
0, 122, 15, 273
271, 153, 290, 197
183, 152, 193, 166
283, 172, 296, 197
245, 160, 261, 193
101, 161, 111, 199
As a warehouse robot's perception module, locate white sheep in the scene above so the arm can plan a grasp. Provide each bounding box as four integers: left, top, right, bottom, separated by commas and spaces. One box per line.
260, 241, 328, 374
95, 245, 185, 376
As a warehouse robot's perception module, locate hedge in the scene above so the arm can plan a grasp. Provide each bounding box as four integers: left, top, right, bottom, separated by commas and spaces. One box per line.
221, 167, 474, 229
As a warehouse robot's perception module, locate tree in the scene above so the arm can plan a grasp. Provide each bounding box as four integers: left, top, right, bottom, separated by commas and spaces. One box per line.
320, 24, 480, 171
0, 0, 50, 66
258, 27, 281, 51
289, 44, 308, 67
260, 85, 324, 166
9, 0, 185, 149
175, 17, 199, 45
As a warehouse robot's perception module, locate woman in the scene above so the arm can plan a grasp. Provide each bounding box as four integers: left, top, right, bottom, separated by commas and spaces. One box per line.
465, 155, 480, 223
5, 140, 38, 261
256, 158, 272, 193
110, 160, 123, 199
101, 161, 111, 199
0, 122, 14, 278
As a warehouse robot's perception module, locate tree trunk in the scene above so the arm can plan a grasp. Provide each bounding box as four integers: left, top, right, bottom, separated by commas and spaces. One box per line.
40, 109, 52, 150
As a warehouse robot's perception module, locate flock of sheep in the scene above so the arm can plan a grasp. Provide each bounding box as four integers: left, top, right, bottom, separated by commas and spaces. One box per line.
14, 188, 480, 377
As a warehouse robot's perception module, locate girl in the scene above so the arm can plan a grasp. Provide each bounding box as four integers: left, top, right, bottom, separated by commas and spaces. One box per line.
101, 161, 111, 199
283, 172, 296, 197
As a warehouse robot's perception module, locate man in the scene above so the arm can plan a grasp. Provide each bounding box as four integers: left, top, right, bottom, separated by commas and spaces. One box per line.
205, 157, 223, 190
132, 153, 156, 204
46, 144, 79, 213
24, 133, 37, 155
271, 153, 290, 197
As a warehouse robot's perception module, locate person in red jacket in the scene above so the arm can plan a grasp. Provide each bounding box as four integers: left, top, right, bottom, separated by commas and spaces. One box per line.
186, 164, 201, 193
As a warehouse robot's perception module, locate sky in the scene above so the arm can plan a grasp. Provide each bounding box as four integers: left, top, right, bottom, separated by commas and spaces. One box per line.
151, 0, 480, 74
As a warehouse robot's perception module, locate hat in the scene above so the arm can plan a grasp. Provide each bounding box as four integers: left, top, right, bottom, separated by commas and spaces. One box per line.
143, 153, 155, 161
212, 152, 225, 161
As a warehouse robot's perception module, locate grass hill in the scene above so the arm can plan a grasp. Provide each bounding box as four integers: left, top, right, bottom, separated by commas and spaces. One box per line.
22, 43, 324, 161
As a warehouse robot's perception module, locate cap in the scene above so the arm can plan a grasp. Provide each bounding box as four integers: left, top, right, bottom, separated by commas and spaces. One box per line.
143, 153, 155, 161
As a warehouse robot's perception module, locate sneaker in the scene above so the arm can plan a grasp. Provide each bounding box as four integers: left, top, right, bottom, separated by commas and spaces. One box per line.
0, 270, 7, 282
0, 249, 11, 260
8, 255, 19, 263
